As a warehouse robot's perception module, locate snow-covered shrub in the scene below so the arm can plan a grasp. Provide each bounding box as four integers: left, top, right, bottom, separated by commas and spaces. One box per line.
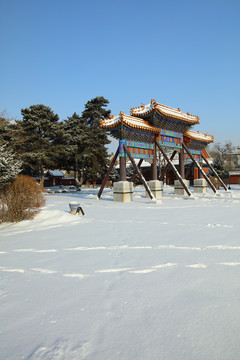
0, 175, 46, 223
0, 145, 22, 190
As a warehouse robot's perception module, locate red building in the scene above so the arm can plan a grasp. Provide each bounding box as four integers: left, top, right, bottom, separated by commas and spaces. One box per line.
35, 170, 76, 187
229, 170, 240, 184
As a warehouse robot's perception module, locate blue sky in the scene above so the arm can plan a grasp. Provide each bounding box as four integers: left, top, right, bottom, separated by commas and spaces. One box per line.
1, 0, 240, 151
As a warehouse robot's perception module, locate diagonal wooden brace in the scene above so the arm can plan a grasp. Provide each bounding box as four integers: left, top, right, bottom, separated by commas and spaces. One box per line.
123, 144, 155, 199
97, 147, 119, 199
182, 143, 217, 193
130, 159, 143, 183
185, 162, 194, 180
201, 152, 228, 191
159, 150, 177, 181
155, 141, 192, 197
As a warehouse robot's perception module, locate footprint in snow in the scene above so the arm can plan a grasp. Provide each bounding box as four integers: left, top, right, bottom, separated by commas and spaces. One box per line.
206, 224, 232, 228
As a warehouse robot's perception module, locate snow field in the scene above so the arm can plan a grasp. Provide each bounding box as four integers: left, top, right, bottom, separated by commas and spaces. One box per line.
0, 186, 240, 360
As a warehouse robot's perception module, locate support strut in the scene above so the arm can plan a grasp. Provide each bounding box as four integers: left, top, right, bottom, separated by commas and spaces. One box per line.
123, 144, 155, 199
185, 162, 194, 180
201, 152, 228, 191
97, 147, 119, 199
155, 141, 192, 197
182, 143, 217, 193
130, 159, 143, 183
159, 150, 177, 181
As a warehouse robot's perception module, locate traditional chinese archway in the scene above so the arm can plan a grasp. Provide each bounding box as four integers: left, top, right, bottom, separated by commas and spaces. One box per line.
98, 99, 228, 201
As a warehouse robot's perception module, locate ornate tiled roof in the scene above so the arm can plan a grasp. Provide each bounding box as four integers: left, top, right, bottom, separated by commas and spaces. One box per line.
184, 130, 214, 143
100, 112, 161, 134
130, 99, 199, 124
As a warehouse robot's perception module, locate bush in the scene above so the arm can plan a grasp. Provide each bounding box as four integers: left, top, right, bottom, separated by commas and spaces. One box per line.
0, 175, 46, 223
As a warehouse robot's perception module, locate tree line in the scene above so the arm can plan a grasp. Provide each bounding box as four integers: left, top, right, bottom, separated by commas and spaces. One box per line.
209, 141, 237, 180
0, 96, 111, 187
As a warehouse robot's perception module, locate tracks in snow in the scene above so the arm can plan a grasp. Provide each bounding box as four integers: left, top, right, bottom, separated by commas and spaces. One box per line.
1, 262, 240, 281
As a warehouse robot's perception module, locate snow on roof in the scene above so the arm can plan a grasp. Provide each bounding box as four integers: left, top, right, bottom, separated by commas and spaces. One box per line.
47, 170, 64, 177
184, 130, 214, 143
130, 99, 199, 124
101, 112, 161, 134
115, 159, 152, 169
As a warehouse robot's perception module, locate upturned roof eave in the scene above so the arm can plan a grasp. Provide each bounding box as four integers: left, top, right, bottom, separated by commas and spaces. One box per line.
184, 130, 214, 143
100, 113, 161, 134
130, 99, 200, 125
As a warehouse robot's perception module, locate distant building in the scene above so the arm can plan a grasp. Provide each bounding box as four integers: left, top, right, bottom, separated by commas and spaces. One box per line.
222, 147, 240, 184
228, 148, 240, 184
35, 170, 76, 187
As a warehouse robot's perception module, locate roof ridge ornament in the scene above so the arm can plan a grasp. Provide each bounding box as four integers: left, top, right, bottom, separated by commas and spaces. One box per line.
119, 111, 124, 122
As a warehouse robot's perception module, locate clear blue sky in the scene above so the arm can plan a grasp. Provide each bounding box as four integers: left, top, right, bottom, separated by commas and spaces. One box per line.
1, 0, 240, 151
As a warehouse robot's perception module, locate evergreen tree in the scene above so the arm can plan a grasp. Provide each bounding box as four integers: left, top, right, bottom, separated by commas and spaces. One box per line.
19, 105, 60, 187
80, 97, 111, 183
0, 114, 10, 145
213, 155, 229, 179
0, 145, 22, 190
0, 112, 26, 161
63, 112, 89, 183
210, 141, 236, 184
50, 120, 75, 173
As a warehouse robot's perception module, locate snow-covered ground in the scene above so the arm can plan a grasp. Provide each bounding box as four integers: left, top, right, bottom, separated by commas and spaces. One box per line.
1, 185, 240, 360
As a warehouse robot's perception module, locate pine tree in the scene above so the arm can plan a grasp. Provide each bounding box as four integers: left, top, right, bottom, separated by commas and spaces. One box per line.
63, 112, 89, 183
49, 120, 75, 173
213, 155, 229, 179
19, 105, 60, 187
0, 145, 22, 190
80, 97, 111, 183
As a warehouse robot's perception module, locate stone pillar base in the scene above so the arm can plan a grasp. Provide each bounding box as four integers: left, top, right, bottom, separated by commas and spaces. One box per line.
146, 180, 163, 199
174, 179, 189, 196
194, 178, 208, 193
113, 181, 133, 202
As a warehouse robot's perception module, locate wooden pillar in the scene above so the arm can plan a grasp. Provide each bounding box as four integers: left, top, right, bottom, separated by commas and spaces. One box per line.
179, 148, 185, 179
119, 128, 127, 181
120, 156, 127, 181
151, 143, 158, 180
194, 167, 199, 180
